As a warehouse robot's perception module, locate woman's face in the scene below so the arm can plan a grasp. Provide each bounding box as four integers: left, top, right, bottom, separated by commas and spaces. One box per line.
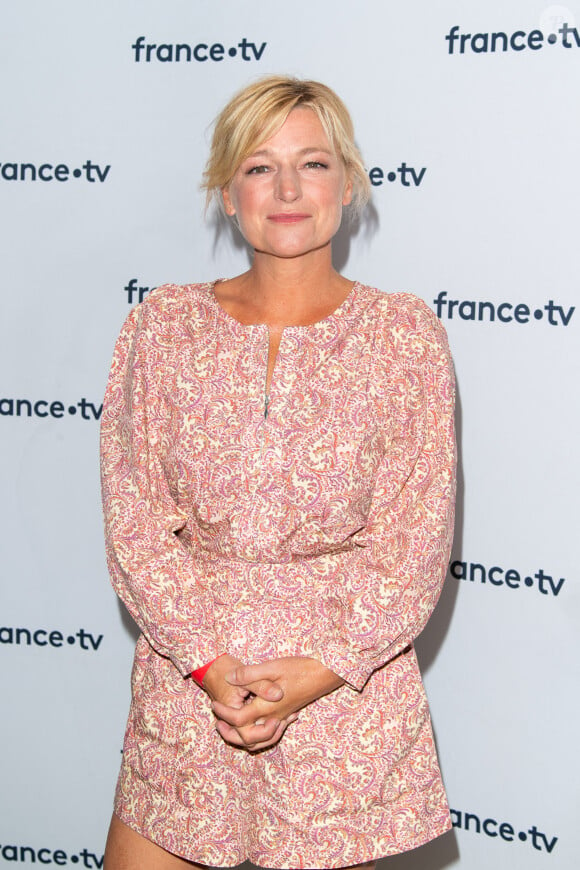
222, 107, 353, 260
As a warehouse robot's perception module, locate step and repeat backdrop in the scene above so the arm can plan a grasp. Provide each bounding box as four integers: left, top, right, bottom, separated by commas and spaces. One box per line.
1, 1, 578, 868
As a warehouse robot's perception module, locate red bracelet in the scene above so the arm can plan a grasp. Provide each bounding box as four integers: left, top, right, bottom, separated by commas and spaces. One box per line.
191, 655, 223, 686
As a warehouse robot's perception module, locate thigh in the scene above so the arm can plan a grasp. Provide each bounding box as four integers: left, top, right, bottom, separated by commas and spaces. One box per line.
104, 814, 205, 870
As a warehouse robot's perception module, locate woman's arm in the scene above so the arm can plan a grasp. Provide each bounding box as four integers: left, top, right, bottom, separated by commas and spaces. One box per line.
275, 296, 457, 691
211, 296, 456, 747
101, 298, 233, 676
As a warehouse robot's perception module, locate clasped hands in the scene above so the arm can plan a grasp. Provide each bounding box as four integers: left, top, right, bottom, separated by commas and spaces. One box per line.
203, 654, 344, 752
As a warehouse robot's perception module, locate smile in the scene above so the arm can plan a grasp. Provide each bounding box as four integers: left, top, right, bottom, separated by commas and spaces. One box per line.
267, 213, 311, 223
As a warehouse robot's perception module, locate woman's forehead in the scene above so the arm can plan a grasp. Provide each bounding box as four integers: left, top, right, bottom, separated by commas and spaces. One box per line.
247, 108, 334, 156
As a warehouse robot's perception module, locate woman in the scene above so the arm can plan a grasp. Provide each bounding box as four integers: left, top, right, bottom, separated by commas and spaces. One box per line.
101, 76, 456, 869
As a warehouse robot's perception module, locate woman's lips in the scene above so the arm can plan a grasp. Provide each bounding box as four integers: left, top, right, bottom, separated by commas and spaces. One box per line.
267, 213, 311, 223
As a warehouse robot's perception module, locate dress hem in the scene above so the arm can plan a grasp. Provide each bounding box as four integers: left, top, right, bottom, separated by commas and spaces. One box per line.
113, 805, 453, 869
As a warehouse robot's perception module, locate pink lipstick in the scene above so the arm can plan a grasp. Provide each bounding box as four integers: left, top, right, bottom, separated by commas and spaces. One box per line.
267, 213, 311, 223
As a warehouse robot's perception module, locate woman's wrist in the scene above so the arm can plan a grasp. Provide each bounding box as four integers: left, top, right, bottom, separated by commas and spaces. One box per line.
191, 654, 225, 687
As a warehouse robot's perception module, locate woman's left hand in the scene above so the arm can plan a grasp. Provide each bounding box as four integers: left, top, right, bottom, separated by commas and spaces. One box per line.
211, 656, 344, 751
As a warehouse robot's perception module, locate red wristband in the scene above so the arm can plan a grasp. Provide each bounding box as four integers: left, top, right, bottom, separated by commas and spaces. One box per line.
191, 655, 222, 686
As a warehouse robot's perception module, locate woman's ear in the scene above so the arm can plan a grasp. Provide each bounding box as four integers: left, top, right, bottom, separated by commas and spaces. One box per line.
342, 177, 354, 207
222, 187, 236, 216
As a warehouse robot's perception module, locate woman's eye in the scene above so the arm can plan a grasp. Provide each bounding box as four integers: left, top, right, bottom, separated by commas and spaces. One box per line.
304, 161, 328, 170
246, 165, 270, 175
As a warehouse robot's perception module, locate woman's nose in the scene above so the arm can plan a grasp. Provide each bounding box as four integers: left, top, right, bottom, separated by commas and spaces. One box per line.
275, 166, 301, 202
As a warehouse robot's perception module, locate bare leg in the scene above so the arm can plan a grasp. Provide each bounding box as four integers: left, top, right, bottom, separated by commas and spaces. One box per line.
103, 814, 205, 870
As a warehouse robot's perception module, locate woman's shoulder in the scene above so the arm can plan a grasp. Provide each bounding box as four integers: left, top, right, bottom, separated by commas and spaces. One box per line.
139, 281, 214, 313
359, 285, 432, 317
356, 285, 451, 368
358, 285, 443, 333
129, 281, 218, 332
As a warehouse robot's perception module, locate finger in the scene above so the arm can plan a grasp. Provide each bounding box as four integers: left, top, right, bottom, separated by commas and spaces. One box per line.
235, 719, 287, 753
234, 717, 281, 746
243, 720, 287, 752
219, 686, 251, 708
215, 717, 281, 749
225, 663, 275, 687
246, 679, 283, 702
212, 698, 270, 727
214, 720, 246, 747
218, 714, 298, 752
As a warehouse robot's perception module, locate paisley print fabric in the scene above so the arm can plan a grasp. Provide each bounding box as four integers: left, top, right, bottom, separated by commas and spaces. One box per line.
100, 281, 456, 867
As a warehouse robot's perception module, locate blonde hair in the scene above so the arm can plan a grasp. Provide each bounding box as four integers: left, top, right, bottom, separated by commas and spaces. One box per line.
202, 75, 371, 214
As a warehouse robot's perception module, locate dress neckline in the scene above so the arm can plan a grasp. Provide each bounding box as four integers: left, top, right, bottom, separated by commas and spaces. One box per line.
204, 279, 364, 332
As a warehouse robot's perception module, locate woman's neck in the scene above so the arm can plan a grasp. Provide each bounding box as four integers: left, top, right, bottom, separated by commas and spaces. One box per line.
217, 249, 353, 328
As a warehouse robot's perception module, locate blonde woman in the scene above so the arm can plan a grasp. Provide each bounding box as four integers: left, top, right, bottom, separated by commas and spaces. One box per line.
101, 76, 456, 869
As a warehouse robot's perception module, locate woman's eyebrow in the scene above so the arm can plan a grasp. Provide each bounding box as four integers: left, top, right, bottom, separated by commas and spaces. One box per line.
247, 146, 334, 158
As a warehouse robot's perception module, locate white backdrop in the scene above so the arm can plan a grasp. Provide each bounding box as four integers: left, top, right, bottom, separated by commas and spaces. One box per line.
1, 1, 578, 868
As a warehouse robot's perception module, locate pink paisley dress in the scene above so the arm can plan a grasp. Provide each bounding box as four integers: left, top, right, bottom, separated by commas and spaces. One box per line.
100, 280, 456, 868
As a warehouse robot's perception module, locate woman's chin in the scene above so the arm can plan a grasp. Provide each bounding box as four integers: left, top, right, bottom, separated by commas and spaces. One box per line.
251, 237, 334, 262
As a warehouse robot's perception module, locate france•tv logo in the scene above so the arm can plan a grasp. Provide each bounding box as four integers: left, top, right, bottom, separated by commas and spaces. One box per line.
131, 36, 267, 63
432, 291, 574, 326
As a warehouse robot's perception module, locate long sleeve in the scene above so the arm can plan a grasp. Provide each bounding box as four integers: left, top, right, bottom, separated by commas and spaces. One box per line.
288, 298, 456, 690
100, 303, 218, 676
